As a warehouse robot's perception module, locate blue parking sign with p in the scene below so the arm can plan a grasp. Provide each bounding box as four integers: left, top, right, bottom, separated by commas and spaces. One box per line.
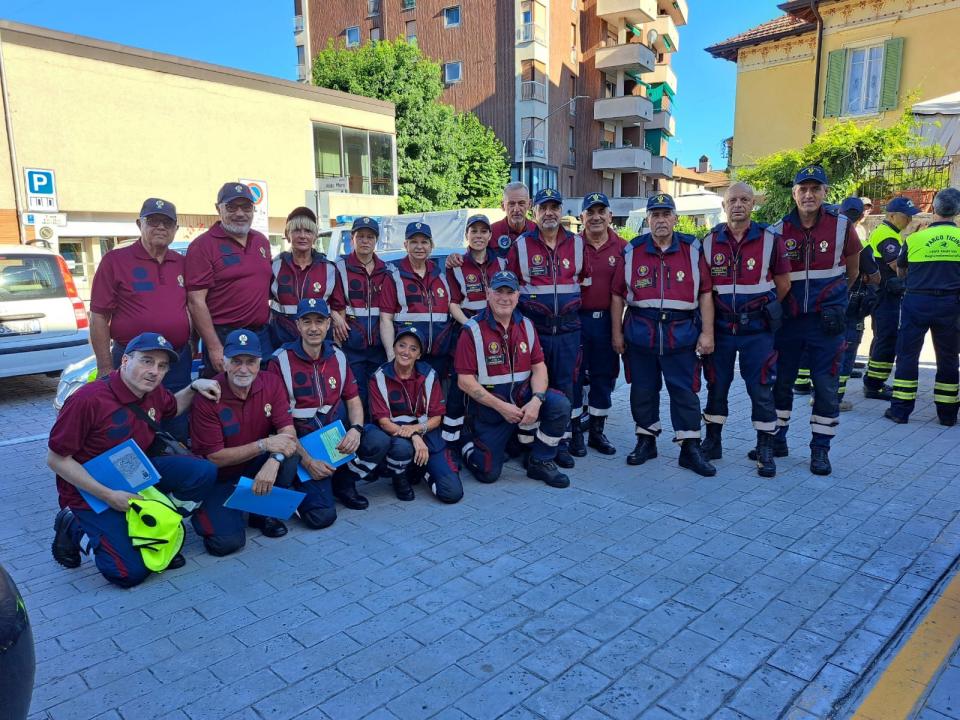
27, 170, 54, 194
25, 168, 58, 211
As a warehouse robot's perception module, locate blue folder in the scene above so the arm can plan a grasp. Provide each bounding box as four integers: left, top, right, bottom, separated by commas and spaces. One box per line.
80, 439, 161, 514
296, 420, 357, 482
224, 477, 306, 520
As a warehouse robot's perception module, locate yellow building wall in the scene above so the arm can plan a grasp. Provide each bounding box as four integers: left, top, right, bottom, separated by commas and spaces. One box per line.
730, 0, 960, 169
1, 41, 397, 219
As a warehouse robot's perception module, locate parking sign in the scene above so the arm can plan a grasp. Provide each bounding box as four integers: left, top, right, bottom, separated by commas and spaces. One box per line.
25, 168, 58, 212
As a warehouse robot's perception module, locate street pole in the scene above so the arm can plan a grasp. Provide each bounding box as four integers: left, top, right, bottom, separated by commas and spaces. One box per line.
520, 95, 589, 192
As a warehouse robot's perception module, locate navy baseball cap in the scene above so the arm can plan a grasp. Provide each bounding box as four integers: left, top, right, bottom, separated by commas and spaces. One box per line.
394, 326, 423, 349
295, 298, 330, 319
839, 197, 865, 216
223, 329, 262, 359
886, 196, 921, 216
139, 198, 177, 222
351, 216, 380, 235
466, 214, 491, 230
581, 192, 610, 212
286, 206, 317, 224
490, 270, 520, 291
124, 332, 179, 362
217, 182, 256, 205
405, 221, 432, 240
793, 165, 829, 185
533, 188, 563, 207
646, 193, 676, 211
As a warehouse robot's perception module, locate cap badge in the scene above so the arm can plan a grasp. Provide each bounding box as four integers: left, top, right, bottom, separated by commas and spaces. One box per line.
363, 217, 370, 223
157, 335, 167, 346
544, 189, 553, 197
264, 403, 272, 417
155, 200, 164, 208
416, 223, 422, 229
235, 184, 244, 192
238, 334, 248, 345
747, 258, 756, 270
656, 195, 666, 203
592, 194, 600, 201
677, 270, 685, 282
308, 298, 317, 307
804, 167, 817, 176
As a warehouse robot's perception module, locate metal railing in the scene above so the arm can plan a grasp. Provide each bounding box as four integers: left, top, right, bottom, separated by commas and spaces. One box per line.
296, 64, 308, 82
293, 15, 304, 33
521, 81, 546, 102
524, 138, 546, 158
516, 23, 546, 45
858, 156, 951, 208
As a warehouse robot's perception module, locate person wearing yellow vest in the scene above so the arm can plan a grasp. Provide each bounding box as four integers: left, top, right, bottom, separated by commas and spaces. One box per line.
886, 188, 960, 425
863, 196, 920, 399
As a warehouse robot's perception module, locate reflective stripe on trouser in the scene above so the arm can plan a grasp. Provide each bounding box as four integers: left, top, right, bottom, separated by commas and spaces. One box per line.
838, 318, 865, 400
890, 294, 960, 422
573, 310, 619, 418
625, 345, 702, 441
794, 366, 811, 387
334, 424, 390, 485
539, 331, 581, 443
461, 390, 570, 482
773, 312, 844, 449
703, 331, 777, 434
442, 382, 466, 445
864, 293, 901, 390
74, 455, 217, 587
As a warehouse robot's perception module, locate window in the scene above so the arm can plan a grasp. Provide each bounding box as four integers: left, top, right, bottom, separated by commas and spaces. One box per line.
371, 27, 381, 41
345, 26, 360, 47
312, 122, 396, 196
845, 44, 884, 115
444, 5, 461, 28
367, 0, 381, 16
402, 0, 416, 9
443, 61, 463, 84
567, 127, 576, 166
406, 20, 417, 45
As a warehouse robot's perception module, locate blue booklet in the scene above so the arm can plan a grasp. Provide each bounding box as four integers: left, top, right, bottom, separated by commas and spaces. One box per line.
296, 419, 357, 482
80, 439, 161, 514
224, 477, 306, 520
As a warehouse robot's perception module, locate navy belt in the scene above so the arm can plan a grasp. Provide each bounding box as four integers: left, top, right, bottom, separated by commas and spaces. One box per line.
718, 310, 765, 324
633, 308, 695, 322
906, 289, 960, 297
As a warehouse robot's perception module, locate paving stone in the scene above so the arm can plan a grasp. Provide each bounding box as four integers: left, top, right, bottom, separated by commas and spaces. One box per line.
454, 666, 546, 720
793, 663, 858, 717
633, 601, 700, 644
319, 667, 416, 720
925, 665, 960, 718
831, 628, 888, 675
767, 629, 840, 682
387, 665, 480, 720
584, 629, 658, 680
519, 629, 601, 681
745, 599, 812, 643
657, 665, 740, 720
707, 631, 779, 681
727, 665, 806, 720
458, 630, 539, 679
523, 663, 611, 718
401, 630, 483, 682
590, 664, 675, 720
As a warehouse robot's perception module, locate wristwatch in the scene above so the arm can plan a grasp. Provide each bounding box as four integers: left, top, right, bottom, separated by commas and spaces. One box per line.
270, 452, 285, 463
350, 424, 364, 435
533, 391, 547, 402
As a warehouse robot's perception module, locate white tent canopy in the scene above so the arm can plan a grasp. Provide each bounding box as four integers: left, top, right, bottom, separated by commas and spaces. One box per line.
626, 191, 726, 233
914, 91, 960, 155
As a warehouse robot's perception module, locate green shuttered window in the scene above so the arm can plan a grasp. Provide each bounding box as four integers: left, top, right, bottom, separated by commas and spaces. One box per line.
822, 37, 903, 118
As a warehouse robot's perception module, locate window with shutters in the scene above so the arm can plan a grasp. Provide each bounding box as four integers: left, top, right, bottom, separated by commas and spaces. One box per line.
845, 44, 884, 115
823, 38, 904, 118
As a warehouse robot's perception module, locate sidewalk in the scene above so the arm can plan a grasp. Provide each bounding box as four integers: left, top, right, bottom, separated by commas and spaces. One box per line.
2, 365, 958, 720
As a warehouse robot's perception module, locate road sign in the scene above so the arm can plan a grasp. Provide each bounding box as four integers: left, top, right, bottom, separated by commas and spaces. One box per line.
24, 168, 58, 212
240, 179, 269, 238
22, 212, 67, 227
318, 176, 349, 193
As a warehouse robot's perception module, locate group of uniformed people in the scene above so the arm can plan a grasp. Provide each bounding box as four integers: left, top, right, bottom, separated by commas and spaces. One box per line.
47, 174, 960, 588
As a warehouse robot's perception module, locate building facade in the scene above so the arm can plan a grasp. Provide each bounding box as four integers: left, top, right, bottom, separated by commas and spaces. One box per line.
0, 20, 397, 298
295, 0, 687, 217
706, 0, 960, 169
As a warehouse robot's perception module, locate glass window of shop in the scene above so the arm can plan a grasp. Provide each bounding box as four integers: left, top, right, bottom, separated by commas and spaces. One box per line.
312, 122, 395, 196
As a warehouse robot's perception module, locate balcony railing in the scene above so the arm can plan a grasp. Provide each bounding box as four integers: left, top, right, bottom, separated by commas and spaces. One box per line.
296, 64, 307, 82
293, 15, 304, 33
521, 81, 547, 103
567, 149, 576, 166
524, 138, 546, 158
516, 22, 546, 45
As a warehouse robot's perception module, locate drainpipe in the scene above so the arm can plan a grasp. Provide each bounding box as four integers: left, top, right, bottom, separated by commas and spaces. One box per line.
0, 32, 26, 244
810, 0, 825, 141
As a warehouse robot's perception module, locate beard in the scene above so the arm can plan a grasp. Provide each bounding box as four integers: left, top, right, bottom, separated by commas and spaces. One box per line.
222, 220, 252, 236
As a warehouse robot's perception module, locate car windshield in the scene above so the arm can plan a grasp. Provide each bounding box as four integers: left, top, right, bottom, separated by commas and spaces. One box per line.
0, 254, 65, 300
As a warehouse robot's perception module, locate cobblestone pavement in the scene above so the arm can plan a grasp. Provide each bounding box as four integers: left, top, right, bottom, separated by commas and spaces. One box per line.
2, 363, 958, 720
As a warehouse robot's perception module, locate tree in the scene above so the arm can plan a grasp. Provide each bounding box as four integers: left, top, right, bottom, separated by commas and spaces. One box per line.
312, 39, 509, 213
737, 109, 936, 223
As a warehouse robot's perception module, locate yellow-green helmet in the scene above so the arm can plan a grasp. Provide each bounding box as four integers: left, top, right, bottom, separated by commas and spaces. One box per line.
126, 487, 185, 572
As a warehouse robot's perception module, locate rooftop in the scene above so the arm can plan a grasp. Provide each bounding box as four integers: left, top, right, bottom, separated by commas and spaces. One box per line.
704, 13, 815, 62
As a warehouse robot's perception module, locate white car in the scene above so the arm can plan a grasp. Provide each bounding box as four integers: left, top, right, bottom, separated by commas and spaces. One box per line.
0, 244, 91, 381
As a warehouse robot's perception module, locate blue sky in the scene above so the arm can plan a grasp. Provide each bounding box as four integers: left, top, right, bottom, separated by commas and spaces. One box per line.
3, 0, 783, 168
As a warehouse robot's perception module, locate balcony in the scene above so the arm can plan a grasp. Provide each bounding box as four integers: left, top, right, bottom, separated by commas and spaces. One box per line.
296, 64, 307, 82
595, 41, 656, 74
594, 95, 653, 126
521, 80, 546, 103
658, 0, 688, 27
648, 154, 674, 178
648, 108, 675, 135
645, 62, 678, 93
516, 22, 547, 45
293, 14, 304, 33
524, 138, 546, 158
649, 15, 680, 53
596, 0, 657, 27
593, 145, 652, 172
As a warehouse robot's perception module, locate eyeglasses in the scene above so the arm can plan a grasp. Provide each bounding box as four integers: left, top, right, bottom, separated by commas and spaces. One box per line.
222, 202, 254, 214
142, 216, 177, 229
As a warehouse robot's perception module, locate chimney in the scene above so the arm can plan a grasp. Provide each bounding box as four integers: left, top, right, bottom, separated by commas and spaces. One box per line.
698, 155, 710, 173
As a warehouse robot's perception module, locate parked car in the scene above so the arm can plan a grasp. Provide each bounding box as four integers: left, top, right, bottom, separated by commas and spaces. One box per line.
0, 244, 90, 380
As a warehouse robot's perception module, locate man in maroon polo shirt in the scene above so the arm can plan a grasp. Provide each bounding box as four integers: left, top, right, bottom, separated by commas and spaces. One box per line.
570, 192, 625, 457
447, 182, 536, 272
186, 183, 273, 376
90, 197, 193, 440
48, 332, 221, 588
190, 329, 299, 555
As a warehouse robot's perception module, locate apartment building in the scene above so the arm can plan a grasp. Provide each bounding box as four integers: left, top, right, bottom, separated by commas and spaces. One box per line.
295, 0, 687, 218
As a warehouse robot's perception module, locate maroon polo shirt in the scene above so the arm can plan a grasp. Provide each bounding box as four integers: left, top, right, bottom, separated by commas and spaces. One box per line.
489, 218, 537, 255
48, 371, 177, 510
581, 228, 626, 312
368, 365, 446, 422
190, 371, 293, 478
185, 222, 273, 328
90, 240, 191, 349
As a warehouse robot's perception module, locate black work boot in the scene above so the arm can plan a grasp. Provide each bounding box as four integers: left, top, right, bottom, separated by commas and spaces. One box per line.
526, 458, 570, 488
569, 427, 587, 457
392, 473, 415, 501
864, 384, 893, 400
755, 432, 777, 478
587, 416, 616, 455
334, 478, 370, 510
748, 434, 788, 460
700, 422, 723, 460
626, 435, 657, 465
555, 444, 575, 469
679, 439, 717, 477
810, 446, 832, 476
51, 508, 81, 569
